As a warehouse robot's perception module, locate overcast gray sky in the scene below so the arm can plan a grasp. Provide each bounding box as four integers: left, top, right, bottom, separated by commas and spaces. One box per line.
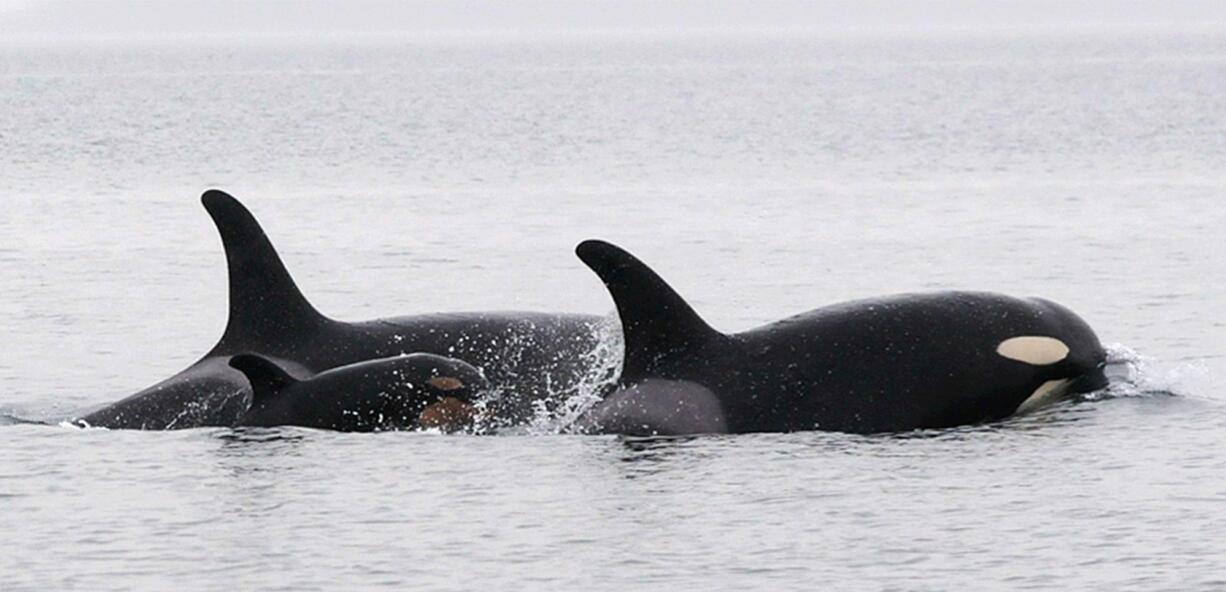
2, 0, 1224, 40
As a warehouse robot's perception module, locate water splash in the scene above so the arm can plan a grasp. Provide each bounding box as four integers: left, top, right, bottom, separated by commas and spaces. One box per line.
468, 313, 622, 435
1084, 343, 1206, 402
524, 313, 623, 435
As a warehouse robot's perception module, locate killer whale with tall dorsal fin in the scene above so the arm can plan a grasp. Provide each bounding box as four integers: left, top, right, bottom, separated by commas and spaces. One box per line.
72, 190, 605, 430
572, 240, 1109, 435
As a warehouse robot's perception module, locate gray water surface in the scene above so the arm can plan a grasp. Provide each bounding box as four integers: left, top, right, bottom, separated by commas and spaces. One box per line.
2, 30, 1225, 591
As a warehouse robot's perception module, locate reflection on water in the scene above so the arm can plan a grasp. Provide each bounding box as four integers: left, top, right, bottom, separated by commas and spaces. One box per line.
214, 427, 312, 446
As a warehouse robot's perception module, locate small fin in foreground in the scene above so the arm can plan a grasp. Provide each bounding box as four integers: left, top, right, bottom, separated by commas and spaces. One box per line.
228, 354, 298, 405
575, 240, 720, 380
201, 189, 330, 349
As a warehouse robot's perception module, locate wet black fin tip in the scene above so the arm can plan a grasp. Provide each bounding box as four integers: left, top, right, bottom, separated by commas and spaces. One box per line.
574, 238, 719, 377
228, 353, 297, 404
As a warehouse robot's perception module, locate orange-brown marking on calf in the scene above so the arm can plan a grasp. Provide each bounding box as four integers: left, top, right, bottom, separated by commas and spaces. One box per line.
429, 376, 465, 391
418, 397, 477, 431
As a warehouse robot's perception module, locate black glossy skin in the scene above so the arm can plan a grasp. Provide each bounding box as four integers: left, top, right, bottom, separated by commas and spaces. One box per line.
575, 240, 1108, 435
233, 353, 488, 431
73, 190, 602, 430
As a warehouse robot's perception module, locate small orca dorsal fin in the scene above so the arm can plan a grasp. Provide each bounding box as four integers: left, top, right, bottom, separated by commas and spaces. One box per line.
201, 190, 330, 349
575, 240, 721, 380
228, 354, 297, 405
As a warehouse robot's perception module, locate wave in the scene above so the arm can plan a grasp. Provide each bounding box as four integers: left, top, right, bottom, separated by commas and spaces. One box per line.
0, 411, 51, 427
1080, 343, 1209, 403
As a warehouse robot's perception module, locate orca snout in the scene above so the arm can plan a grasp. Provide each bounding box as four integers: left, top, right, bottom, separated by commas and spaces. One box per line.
408, 354, 490, 432
1027, 297, 1108, 383
1067, 360, 1109, 394
1044, 335, 1108, 397
417, 356, 490, 403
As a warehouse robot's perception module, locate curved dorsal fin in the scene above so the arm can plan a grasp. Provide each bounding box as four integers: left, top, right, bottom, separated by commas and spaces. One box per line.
575, 240, 721, 381
201, 190, 330, 349
228, 354, 297, 405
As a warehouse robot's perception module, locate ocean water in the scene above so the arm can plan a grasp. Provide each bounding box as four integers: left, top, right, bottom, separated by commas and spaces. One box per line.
2, 30, 1226, 590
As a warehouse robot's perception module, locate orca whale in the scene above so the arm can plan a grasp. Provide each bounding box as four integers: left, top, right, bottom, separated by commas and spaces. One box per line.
230, 353, 488, 432
73, 191, 603, 430
573, 240, 1108, 435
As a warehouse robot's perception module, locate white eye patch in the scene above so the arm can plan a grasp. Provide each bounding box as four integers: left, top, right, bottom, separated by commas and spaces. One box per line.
996, 336, 1070, 366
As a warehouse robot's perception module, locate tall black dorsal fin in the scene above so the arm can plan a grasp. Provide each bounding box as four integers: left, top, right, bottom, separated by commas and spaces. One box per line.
575, 240, 721, 380
228, 354, 297, 405
201, 190, 330, 349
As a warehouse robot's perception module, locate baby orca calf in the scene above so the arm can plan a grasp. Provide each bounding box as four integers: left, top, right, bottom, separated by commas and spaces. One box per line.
230, 353, 488, 432
574, 240, 1108, 436
74, 190, 602, 430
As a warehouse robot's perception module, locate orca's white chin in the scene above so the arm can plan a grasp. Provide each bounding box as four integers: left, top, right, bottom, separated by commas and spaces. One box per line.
1015, 379, 1074, 415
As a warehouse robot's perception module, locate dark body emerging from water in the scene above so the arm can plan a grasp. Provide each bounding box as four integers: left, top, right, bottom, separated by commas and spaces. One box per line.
230, 352, 488, 432
74, 191, 602, 430
575, 240, 1108, 435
